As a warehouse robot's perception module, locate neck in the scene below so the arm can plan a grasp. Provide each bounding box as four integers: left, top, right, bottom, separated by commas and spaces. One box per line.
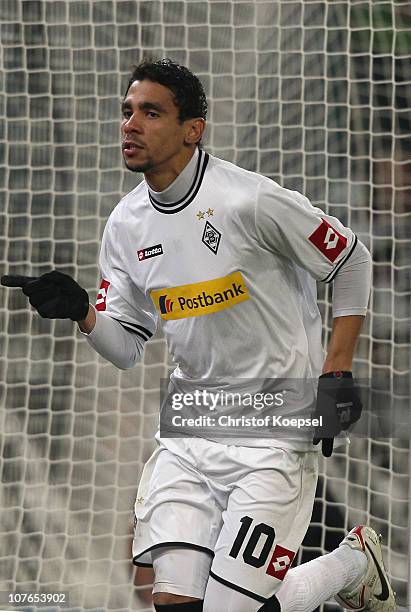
144, 146, 197, 192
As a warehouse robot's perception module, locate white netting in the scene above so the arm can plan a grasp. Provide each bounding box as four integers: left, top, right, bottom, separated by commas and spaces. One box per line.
0, 1, 409, 611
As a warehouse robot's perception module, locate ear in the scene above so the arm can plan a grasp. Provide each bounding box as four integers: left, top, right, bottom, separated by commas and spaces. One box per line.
184, 118, 206, 145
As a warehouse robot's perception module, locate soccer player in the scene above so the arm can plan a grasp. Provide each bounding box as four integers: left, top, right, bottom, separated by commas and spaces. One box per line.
1, 59, 396, 612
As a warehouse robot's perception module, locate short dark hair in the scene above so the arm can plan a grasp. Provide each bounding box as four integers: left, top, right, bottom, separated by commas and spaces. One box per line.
125, 58, 208, 123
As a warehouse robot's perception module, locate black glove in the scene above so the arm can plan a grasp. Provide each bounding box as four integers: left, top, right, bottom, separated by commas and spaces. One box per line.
313, 371, 362, 457
1, 271, 89, 321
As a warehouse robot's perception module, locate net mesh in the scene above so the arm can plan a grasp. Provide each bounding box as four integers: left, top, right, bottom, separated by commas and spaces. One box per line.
0, 1, 409, 610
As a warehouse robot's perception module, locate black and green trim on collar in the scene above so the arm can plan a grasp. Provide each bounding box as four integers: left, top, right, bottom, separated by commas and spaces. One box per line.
148, 149, 209, 214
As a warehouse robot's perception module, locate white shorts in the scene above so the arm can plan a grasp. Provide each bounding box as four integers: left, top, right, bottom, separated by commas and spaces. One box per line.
133, 438, 318, 601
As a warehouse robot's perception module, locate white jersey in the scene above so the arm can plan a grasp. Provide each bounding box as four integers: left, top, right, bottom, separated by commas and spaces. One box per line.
95, 148, 358, 449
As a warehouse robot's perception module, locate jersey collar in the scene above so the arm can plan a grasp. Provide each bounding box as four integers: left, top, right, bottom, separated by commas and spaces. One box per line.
147, 147, 209, 214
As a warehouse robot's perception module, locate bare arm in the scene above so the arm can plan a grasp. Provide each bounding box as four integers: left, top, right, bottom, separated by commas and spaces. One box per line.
77, 304, 96, 334
322, 315, 365, 374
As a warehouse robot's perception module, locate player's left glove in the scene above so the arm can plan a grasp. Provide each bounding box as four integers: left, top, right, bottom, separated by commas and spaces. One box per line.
1, 271, 90, 321
312, 371, 362, 458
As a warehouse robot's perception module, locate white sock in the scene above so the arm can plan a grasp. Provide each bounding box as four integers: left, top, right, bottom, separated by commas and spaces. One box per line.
276, 546, 367, 612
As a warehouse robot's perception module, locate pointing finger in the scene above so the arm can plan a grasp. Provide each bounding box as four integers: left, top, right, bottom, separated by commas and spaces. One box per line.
1, 275, 38, 288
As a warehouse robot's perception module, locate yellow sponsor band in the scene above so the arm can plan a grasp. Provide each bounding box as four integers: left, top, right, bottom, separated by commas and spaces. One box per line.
151, 271, 249, 320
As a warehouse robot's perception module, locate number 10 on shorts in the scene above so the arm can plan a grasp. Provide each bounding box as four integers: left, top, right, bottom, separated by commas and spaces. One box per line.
229, 516, 295, 581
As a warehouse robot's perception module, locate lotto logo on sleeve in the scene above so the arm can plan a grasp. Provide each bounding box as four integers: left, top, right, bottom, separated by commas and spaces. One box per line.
308, 218, 348, 262
151, 271, 249, 320
95, 279, 110, 311
266, 545, 296, 580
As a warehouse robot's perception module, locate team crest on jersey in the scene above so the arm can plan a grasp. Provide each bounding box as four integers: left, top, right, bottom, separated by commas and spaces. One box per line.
137, 243, 163, 261
95, 279, 110, 311
308, 219, 347, 262
202, 221, 221, 254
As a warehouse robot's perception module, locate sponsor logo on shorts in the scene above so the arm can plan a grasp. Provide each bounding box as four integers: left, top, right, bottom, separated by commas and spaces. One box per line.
308, 218, 348, 262
95, 279, 110, 311
266, 545, 295, 580
151, 271, 249, 320
137, 243, 163, 261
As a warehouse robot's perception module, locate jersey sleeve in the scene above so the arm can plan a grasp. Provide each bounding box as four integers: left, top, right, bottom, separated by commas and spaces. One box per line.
95, 212, 158, 344
255, 178, 358, 282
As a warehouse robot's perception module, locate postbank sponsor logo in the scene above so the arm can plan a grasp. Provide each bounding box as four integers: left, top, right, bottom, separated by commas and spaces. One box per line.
151, 271, 249, 320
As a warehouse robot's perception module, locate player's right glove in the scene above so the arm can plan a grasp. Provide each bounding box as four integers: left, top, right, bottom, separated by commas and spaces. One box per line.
312, 371, 362, 457
1, 271, 90, 321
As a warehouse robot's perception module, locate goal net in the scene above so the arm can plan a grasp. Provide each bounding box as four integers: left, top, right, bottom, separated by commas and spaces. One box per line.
1, 1, 409, 610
